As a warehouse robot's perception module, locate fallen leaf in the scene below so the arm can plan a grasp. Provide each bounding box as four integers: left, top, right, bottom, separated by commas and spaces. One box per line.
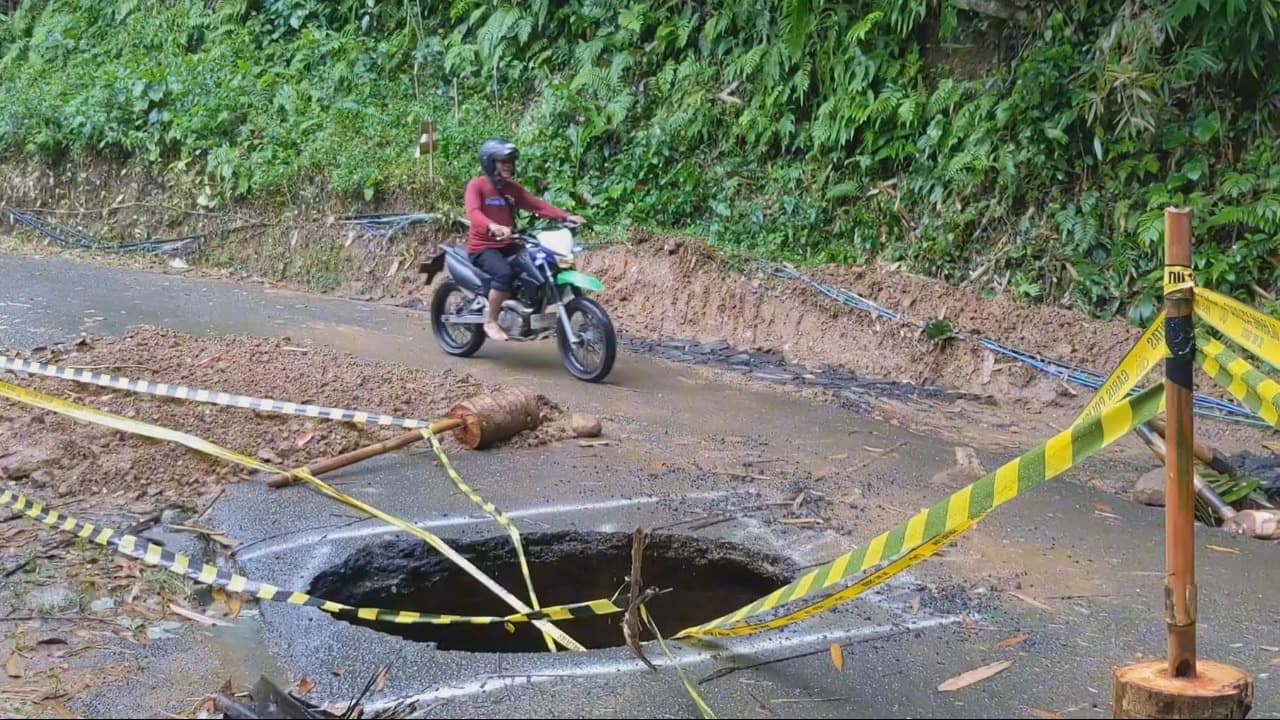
219, 678, 234, 696
226, 593, 243, 619
169, 602, 234, 627
864, 446, 888, 454
1094, 503, 1113, 513
373, 666, 388, 693
962, 614, 978, 631
1028, 709, 1065, 719
1007, 591, 1054, 612
1263, 441, 1280, 454
293, 678, 315, 696
6, 653, 24, 679
996, 635, 1027, 650
830, 643, 844, 672
652, 461, 667, 471
828, 453, 849, 461
792, 492, 806, 511
937, 660, 1014, 692
911, 596, 920, 616
36, 699, 75, 719
295, 432, 314, 448
332, 667, 346, 677
1206, 545, 1240, 554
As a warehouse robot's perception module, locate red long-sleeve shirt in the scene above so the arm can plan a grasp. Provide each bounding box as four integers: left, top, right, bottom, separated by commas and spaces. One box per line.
464, 176, 568, 254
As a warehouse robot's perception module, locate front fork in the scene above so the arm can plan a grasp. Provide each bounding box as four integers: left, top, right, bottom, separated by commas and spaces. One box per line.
540, 259, 580, 346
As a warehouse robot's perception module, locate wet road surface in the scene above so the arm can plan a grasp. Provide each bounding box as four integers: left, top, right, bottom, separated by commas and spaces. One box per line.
1, 253, 1276, 718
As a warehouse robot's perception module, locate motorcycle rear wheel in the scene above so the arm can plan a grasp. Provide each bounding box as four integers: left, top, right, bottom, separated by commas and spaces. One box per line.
431, 280, 487, 357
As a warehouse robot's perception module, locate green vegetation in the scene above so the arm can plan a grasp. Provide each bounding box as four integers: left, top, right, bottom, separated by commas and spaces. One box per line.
2, 0, 1278, 323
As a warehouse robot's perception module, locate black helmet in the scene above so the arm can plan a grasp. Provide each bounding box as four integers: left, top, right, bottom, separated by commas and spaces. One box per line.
478, 137, 518, 178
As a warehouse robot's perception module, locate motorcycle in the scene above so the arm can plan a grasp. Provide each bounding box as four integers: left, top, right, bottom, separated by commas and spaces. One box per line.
425, 219, 617, 383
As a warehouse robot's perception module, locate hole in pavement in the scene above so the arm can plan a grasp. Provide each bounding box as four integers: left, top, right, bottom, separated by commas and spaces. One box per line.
308, 530, 793, 653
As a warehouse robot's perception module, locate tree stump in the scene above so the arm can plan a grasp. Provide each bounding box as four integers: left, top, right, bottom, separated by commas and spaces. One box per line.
1113, 660, 1253, 718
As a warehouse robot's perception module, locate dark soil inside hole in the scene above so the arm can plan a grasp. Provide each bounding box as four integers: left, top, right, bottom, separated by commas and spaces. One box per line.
307, 530, 794, 653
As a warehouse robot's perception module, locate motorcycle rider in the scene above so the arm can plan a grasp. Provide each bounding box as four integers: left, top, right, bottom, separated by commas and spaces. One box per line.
465, 137, 585, 341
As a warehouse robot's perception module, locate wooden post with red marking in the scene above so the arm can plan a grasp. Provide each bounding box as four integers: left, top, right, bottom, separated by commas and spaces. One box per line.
1111, 208, 1254, 718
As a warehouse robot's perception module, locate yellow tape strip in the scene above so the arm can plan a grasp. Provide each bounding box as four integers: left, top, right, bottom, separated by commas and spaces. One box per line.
1072, 310, 1167, 425
0, 378, 598, 651
640, 606, 717, 719
1164, 264, 1195, 295
1195, 288, 1280, 370
423, 429, 555, 653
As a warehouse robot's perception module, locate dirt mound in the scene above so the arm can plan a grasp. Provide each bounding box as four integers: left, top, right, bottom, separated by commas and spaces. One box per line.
0, 327, 570, 514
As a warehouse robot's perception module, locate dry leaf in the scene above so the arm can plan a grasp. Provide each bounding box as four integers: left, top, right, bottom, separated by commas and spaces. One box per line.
5, 653, 24, 679
227, 593, 243, 619
830, 643, 844, 672
332, 667, 346, 677
996, 635, 1027, 650
293, 678, 315, 696
1094, 503, 1113, 513
864, 446, 888, 454
1263, 441, 1280, 454
911, 596, 920, 616
1206, 545, 1240, 554
219, 678, 234, 696
937, 660, 1014, 692
1007, 591, 1054, 612
1028, 709, 1065, 719
652, 461, 667, 471
169, 602, 233, 627
828, 453, 849, 461
295, 432, 314, 448
373, 667, 388, 693
962, 614, 978, 631
36, 699, 75, 719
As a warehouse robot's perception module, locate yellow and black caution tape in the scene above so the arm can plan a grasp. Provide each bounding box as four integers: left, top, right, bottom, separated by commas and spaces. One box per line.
1, 488, 617, 626
0, 378, 614, 650
0, 355, 432, 429
1195, 287, 1280, 370
423, 428, 555, 652
1072, 310, 1167, 425
675, 382, 1166, 638
1197, 337, 1280, 428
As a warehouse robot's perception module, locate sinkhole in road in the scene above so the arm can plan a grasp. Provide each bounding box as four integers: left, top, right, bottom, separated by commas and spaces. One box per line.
308, 530, 793, 653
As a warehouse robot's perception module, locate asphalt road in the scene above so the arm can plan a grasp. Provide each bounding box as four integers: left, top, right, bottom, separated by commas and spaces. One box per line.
0, 253, 1276, 719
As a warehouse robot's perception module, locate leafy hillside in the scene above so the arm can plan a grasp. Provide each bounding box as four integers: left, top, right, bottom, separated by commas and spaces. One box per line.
2, 0, 1278, 323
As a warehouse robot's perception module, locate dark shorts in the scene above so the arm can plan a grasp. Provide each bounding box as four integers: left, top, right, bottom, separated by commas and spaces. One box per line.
470, 245, 520, 293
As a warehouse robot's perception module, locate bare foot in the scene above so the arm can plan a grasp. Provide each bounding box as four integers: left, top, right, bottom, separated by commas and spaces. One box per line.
484, 321, 508, 341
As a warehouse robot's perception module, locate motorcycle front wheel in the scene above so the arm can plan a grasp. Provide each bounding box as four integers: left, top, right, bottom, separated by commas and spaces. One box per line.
431, 280, 487, 357
556, 297, 617, 383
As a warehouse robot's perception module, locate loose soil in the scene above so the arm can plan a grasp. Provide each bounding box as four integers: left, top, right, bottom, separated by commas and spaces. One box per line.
0, 326, 573, 516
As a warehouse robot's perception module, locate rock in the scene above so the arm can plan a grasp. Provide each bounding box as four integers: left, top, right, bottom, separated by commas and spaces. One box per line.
25, 584, 77, 614
0, 446, 59, 480
161, 508, 192, 526
930, 446, 987, 488
570, 414, 602, 438
89, 598, 116, 613
257, 447, 283, 464
694, 340, 730, 354
1223, 509, 1280, 539
1133, 468, 1165, 506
